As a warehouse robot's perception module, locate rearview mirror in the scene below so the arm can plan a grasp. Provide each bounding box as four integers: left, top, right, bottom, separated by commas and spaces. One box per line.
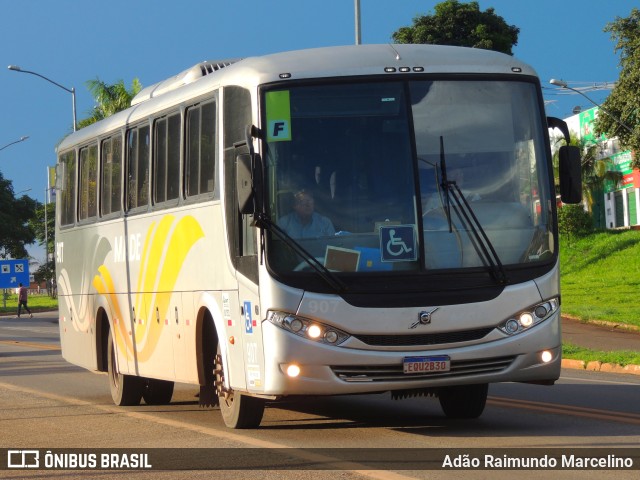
559, 145, 582, 204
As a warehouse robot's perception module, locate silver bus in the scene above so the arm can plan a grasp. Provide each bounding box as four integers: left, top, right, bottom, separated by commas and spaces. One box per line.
55, 44, 581, 428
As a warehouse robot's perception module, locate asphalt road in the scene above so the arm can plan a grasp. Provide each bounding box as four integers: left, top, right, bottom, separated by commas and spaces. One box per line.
1, 312, 640, 479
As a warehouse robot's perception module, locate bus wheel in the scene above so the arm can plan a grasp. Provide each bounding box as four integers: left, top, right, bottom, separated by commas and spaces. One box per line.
215, 343, 265, 428
107, 334, 143, 406
142, 378, 174, 405
438, 383, 488, 419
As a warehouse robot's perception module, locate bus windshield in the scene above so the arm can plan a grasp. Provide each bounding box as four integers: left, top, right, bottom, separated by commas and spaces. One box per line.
263, 79, 554, 281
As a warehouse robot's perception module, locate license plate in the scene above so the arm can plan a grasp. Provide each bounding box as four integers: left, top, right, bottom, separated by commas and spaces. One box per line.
403, 355, 450, 374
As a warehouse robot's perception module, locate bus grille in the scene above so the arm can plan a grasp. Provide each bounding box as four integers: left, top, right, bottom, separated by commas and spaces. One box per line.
331, 356, 515, 383
352, 327, 494, 347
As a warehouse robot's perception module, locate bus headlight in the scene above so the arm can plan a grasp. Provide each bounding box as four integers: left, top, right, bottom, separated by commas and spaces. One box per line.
267, 311, 350, 346
498, 298, 559, 336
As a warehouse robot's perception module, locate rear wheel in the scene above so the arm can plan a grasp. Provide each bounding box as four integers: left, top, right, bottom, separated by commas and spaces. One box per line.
438, 383, 488, 419
107, 334, 143, 406
215, 343, 265, 428
142, 378, 174, 405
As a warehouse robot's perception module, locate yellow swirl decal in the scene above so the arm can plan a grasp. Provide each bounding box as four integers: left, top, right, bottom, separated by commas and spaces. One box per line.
93, 265, 131, 356
92, 215, 204, 362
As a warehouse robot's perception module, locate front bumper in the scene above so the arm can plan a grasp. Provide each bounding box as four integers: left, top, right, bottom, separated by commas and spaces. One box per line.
260, 312, 561, 396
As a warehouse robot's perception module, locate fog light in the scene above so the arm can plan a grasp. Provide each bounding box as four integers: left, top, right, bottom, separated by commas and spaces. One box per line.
540, 350, 553, 363
519, 313, 534, 328
286, 364, 300, 377
307, 324, 322, 339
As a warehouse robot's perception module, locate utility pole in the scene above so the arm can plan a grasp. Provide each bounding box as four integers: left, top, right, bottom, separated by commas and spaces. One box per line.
355, 0, 361, 45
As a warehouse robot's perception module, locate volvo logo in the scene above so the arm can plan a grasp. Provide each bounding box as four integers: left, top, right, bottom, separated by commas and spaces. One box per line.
409, 307, 439, 329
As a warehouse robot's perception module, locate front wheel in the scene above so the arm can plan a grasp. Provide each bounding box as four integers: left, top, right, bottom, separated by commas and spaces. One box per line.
216, 343, 265, 428
438, 383, 488, 419
142, 378, 174, 405
107, 334, 143, 406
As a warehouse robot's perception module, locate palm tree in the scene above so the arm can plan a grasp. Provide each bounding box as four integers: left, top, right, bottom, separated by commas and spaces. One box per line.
77, 78, 142, 129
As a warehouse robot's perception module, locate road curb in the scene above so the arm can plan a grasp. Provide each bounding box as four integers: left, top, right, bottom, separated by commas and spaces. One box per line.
562, 314, 640, 333
561, 358, 640, 376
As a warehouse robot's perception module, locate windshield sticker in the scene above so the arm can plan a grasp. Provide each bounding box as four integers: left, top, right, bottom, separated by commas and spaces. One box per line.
266, 90, 292, 142
380, 225, 417, 262
354, 246, 392, 271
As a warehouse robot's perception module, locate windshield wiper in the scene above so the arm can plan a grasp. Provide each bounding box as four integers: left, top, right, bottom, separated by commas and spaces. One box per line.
439, 136, 453, 233
254, 213, 347, 293
438, 136, 508, 285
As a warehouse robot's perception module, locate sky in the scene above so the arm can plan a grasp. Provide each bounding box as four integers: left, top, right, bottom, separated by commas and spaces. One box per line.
1, 0, 637, 261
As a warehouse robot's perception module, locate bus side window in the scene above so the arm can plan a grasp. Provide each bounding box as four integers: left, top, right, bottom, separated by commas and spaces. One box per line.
223, 86, 258, 283
59, 150, 77, 226
78, 143, 98, 221
154, 113, 180, 205
101, 135, 122, 216
186, 99, 217, 198
126, 125, 150, 211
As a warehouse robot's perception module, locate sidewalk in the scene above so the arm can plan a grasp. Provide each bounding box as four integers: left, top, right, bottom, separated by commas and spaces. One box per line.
561, 316, 640, 375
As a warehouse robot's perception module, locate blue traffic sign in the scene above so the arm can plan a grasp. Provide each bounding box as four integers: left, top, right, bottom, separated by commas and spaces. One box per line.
0, 259, 30, 289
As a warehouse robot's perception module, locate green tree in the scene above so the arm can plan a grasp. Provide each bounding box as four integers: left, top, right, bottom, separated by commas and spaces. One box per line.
391, 0, 519, 55
0, 172, 37, 259
34, 261, 56, 297
594, 8, 640, 168
28, 202, 56, 295
28, 202, 55, 249
557, 204, 593, 241
581, 142, 623, 213
78, 77, 142, 129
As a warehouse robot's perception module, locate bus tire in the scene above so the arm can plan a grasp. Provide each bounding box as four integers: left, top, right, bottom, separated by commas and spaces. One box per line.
216, 343, 265, 428
107, 334, 143, 406
438, 383, 488, 419
142, 378, 174, 405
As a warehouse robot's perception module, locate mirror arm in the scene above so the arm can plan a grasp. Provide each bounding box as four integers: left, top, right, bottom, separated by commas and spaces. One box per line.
547, 117, 572, 144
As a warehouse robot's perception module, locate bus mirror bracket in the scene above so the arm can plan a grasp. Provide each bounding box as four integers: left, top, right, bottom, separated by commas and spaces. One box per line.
236, 153, 255, 215
235, 125, 264, 215
559, 145, 582, 204
547, 116, 571, 144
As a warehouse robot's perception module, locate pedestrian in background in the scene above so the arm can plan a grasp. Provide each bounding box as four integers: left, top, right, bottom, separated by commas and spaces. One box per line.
17, 282, 33, 318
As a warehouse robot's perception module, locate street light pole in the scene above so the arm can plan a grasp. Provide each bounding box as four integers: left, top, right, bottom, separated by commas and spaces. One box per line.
354, 0, 361, 45
0, 135, 29, 152
8, 65, 77, 132
549, 78, 633, 134
44, 187, 48, 266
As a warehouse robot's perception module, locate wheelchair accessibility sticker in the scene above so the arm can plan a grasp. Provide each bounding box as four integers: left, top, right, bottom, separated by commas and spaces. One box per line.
379, 225, 417, 262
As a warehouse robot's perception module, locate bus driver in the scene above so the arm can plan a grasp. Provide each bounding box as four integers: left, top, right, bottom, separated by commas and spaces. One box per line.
277, 189, 335, 239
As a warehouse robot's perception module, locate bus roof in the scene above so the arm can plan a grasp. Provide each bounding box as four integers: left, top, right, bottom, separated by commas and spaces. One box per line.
239, 43, 536, 81
58, 44, 537, 151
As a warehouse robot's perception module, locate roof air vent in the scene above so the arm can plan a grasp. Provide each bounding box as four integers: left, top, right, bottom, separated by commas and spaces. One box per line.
131, 58, 240, 106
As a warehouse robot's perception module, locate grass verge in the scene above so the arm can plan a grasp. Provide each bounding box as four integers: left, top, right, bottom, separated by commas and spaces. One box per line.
563, 343, 640, 367
560, 229, 640, 328
0, 293, 58, 316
